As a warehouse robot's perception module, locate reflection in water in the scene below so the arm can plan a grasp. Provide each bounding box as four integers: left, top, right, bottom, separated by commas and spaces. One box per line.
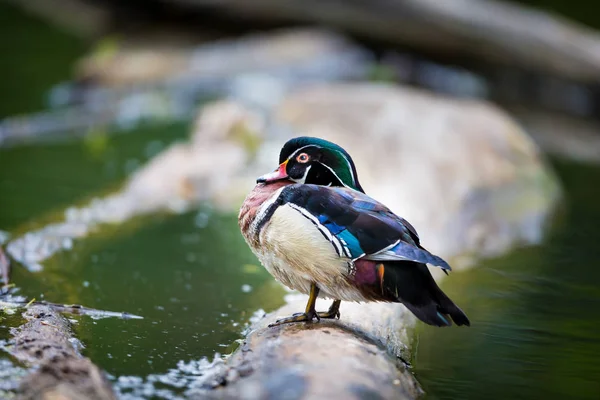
415, 160, 600, 400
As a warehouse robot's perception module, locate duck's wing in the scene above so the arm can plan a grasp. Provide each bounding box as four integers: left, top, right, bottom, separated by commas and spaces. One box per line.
280, 184, 451, 271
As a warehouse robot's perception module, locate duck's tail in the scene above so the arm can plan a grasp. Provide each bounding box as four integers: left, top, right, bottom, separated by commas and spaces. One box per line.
382, 261, 470, 327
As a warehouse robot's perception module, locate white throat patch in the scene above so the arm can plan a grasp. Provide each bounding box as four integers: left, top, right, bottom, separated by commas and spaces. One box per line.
291, 165, 312, 184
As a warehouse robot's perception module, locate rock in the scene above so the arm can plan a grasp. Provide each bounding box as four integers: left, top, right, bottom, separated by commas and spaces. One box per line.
0, 231, 10, 245
75, 28, 371, 88
6, 101, 268, 271
174, 0, 600, 83
8, 305, 115, 400
275, 83, 561, 266
0, 246, 10, 285
7, 82, 560, 274
0, 29, 372, 145
4, 0, 109, 39
76, 45, 194, 88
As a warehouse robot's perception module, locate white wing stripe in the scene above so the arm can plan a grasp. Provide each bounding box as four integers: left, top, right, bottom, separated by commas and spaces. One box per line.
365, 241, 451, 270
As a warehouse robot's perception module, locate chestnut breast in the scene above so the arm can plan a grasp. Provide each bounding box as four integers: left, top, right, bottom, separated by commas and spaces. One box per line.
238, 180, 292, 241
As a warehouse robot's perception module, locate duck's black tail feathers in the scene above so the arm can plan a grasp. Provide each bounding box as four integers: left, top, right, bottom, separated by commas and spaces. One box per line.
382, 261, 470, 327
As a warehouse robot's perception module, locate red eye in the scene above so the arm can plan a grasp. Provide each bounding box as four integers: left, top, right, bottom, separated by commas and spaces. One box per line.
296, 153, 310, 163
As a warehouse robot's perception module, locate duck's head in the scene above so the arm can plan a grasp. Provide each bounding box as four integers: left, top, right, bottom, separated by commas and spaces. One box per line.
257, 136, 364, 192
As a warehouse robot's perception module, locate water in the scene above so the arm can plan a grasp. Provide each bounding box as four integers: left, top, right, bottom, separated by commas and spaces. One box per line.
0, 3, 84, 118
0, 122, 188, 232
2, 2, 600, 399
415, 160, 600, 400
10, 209, 285, 377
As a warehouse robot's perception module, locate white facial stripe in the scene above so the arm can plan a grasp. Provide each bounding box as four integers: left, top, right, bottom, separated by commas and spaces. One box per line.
287, 144, 357, 188
334, 149, 356, 186
317, 161, 351, 189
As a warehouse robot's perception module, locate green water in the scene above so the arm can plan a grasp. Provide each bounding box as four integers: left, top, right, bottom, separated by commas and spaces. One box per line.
2, 2, 600, 399
0, 122, 190, 232
0, 3, 85, 117
9, 209, 285, 377
415, 160, 600, 400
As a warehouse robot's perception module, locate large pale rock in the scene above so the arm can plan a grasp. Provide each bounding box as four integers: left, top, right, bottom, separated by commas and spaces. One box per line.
6, 101, 266, 271
8, 82, 559, 274
0, 29, 371, 145
275, 83, 560, 266
4, 0, 109, 38
76, 29, 370, 87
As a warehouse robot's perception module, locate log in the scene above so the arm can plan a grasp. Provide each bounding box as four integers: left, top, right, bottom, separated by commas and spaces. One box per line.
7, 305, 116, 399
175, 0, 600, 83
195, 297, 423, 399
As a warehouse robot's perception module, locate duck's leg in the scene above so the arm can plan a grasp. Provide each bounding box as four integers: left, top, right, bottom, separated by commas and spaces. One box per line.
268, 283, 320, 327
318, 299, 341, 319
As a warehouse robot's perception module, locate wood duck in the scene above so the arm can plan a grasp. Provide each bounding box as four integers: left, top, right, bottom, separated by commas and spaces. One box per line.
239, 137, 470, 327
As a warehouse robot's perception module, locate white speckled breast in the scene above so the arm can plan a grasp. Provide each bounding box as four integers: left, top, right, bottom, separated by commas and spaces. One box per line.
256, 204, 368, 302
240, 182, 368, 302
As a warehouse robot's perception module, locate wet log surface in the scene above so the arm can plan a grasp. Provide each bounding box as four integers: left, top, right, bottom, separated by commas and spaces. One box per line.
200, 298, 423, 400
8, 305, 115, 400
